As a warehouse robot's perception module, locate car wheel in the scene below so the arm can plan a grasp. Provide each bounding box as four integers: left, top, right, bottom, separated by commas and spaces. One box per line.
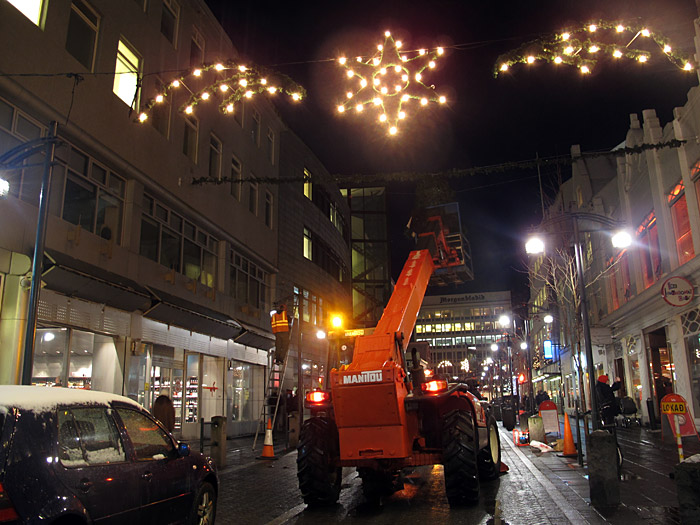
442, 409, 480, 506
189, 481, 216, 525
477, 416, 501, 480
297, 417, 341, 506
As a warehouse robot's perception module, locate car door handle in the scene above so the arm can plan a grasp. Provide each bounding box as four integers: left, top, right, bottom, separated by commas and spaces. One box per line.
79, 479, 93, 492
142, 471, 153, 481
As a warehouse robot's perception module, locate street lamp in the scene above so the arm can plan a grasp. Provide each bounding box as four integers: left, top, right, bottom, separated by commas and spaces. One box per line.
525, 212, 630, 430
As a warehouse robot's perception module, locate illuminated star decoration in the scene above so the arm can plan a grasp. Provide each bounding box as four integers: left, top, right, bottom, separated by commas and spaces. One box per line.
494, 21, 694, 77
336, 31, 448, 136
136, 60, 305, 123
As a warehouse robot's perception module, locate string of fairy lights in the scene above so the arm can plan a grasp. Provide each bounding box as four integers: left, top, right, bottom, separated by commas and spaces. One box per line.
494, 20, 694, 76
335, 31, 447, 136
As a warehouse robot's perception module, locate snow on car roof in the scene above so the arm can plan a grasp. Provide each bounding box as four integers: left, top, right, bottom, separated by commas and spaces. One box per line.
0, 385, 143, 413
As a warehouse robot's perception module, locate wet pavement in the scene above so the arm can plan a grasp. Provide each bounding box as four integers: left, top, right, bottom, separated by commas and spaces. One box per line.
200, 418, 700, 524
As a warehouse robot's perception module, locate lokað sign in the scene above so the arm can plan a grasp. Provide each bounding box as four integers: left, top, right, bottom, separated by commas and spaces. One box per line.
661, 276, 694, 307
660, 394, 698, 439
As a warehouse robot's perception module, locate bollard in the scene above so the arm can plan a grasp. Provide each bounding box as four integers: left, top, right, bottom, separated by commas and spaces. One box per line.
502, 406, 515, 431
210, 416, 227, 468
646, 398, 658, 430
528, 415, 545, 443
588, 430, 620, 508
674, 454, 700, 524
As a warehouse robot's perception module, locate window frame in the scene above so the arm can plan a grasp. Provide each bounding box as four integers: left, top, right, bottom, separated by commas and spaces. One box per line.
248, 178, 258, 215
160, 0, 179, 47
265, 190, 273, 228
668, 182, 695, 265
251, 109, 261, 146
65, 0, 100, 71
7, 0, 45, 27
208, 133, 222, 180
190, 26, 204, 67
182, 114, 199, 163
113, 39, 141, 109
230, 155, 242, 199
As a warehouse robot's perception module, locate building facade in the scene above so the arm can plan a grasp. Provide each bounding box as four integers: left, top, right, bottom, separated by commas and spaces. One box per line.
0, 0, 350, 437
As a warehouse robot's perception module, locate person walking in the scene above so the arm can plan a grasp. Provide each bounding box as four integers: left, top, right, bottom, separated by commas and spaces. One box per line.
595, 374, 621, 426
153, 394, 176, 433
271, 303, 291, 365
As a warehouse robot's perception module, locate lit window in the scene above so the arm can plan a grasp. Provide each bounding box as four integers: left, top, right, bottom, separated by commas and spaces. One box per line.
113, 40, 141, 109
208, 134, 222, 180
303, 227, 312, 260
303, 169, 312, 199
668, 182, 695, 265
7, 0, 44, 26
161, 0, 179, 46
66, 0, 99, 70
637, 211, 661, 288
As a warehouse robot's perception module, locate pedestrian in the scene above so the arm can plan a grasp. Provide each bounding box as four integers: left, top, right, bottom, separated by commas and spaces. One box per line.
595, 374, 621, 426
661, 375, 673, 396
153, 394, 175, 433
271, 303, 291, 365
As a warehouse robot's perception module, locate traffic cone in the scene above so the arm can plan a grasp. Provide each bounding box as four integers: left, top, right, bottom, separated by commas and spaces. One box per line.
559, 413, 577, 458
257, 418, 278, 460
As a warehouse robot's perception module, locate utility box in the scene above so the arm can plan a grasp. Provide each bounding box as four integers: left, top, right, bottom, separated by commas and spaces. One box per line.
210, 416, 227, 468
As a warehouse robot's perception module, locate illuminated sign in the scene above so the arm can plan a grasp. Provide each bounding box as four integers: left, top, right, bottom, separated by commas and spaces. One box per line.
543, 340, 553, 359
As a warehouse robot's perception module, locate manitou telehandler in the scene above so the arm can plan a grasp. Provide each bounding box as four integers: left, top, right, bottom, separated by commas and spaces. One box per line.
297, 205, 502, 506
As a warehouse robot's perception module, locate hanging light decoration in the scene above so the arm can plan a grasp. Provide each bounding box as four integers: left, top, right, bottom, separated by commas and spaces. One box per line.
136, 59, 305, 123
493, 20, 694, 77
336, 31, 448, 136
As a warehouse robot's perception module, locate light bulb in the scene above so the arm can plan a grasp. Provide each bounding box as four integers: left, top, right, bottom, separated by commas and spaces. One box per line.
398, 111, 406, 119
338, 57, 347, 65
437, 47, 444, 55
245, 91, 253, 98
200, 92, 209, 100
155, 94, 164, 102
138, 112, 148, 122
226, 103, 234, 112
356, 104, 363, 112
638, 55, 648, 62
356, 56, 362, 62
401, 94, 409, 101
346, 91, 353, 99
394, 65, 402, 73
589, 45, 599, 53
402, 74, 408, 81
360, 79, 367, 87
380, 86, 388, 94
580, 65, 590, 73
220, 84, 229, 92
389, 126, 397, 135
613, 49, 623, 58
373, 78, 380, 86
379, 114, 387, 122
171, 79, 180, 88
527, 56, 535, 64
415, 73, 422, 81
373, 58, 380, 66
684, 63, 693, 71
419, 49, 426, 55
267, 86, 277, 94
402, 55, 408, 62
564, 46, 574, 55
193, 68, 202, 76
420, 97, 428, 106
500, 63, 509, 72
394, 85, 401, 92
239, 79, 247, 86
384, 30, 391, 37
185, 105, 193, 114
588, 24, 597, 32
337, 105, 345, 113
553, 56, 562, 64
214, 63, 224, 71
261, 78, 267, 85
396, 40, 402, 48
239, 65, 247, 72
616, 24, 625, 32
641, 28, 650, 37
438, 96, 446, 103
380, 67, 387, 75
292, 93, 300, 100
663, 45, 672, 53
373, 97, 381, 105
347, 70, 354, 78
429, 60, 436, 68
377, 44, 383, 51
561, 32, 570, 41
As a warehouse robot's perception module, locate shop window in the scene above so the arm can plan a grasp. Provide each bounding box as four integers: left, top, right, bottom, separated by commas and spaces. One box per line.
113, 39, 141, 109
684, 334, 700, 417
65, 0, 99, 70
160, 0, 179, 46
190, 27, 204, 67
668, 182, 695, 265
7, 0, 45, 26
201, 356, 224, 423
117, 408, 174, 459
637, 211, 661, 288
32, 328, 69, 387
185, 354, 199, 423
230, 361, 264, 423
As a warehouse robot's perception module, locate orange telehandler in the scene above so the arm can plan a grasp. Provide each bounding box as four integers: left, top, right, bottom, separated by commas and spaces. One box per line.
297, 208, 503, 506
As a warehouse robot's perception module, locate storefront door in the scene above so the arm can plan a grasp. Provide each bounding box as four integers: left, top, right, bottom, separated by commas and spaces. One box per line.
645, 327, 674, 413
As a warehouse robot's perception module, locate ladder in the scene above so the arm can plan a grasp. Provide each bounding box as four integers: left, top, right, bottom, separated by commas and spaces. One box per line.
252, 314, 295, 451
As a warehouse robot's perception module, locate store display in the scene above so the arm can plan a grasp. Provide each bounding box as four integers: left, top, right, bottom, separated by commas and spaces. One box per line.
186, 376, 198, 423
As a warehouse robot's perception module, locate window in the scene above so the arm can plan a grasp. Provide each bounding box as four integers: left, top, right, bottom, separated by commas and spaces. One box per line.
66, 0, 99, 70
160, 0, 179, 46
233, 100, 243, 126
637, 211, 661, 288
51, 143, 125, 243
150, 78, 171, 137
303, 169, 312, 199
116, 409, 174, 460
265, 191, 273, 228
230, 251, 270, 309
58, 407, 125, 467
230, 155, 242, 199
293, 285, 325, 326
266, 128, 275, 164
140, 194, 217, 286
668, 182, 695, 265
248, 179, 258, 215
7, 0, 44, 26
190, 27, 204, 67
113, 39, 141, 109
607, 251, 631, 311
251, 109, 260, 146
208, 134, 222, 179
303, 227, 312, 260
182, 115, 198, 162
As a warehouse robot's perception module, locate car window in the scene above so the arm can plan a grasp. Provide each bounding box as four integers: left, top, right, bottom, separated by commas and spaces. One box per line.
116, 409, 174, 460
58, 407, 126, 467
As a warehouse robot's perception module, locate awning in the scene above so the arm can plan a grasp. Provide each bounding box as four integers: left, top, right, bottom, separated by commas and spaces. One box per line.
232, 318, 275, 351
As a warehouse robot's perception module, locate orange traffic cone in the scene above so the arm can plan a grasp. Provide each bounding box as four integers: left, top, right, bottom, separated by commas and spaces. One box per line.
559, 413, 577, 458
257, 419, 278, 460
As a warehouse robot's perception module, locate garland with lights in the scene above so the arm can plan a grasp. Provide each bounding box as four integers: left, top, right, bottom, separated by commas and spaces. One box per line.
135, 60, 305, 123
335, 31, 448, 136
191, 139, 684, 186
494, 20, 694, 77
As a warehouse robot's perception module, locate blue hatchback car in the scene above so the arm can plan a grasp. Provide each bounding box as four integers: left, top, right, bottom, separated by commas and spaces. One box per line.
0, 386, 217, 524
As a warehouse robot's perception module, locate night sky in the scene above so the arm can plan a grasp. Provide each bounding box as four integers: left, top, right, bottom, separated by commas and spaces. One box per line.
204, 0, 698, 305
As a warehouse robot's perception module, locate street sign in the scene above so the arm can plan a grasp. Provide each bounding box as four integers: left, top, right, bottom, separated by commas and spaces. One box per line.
660, 394, 699, 462
538, 400, 559, 435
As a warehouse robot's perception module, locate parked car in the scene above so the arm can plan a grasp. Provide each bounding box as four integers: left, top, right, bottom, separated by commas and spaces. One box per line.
0, 385, 217, 524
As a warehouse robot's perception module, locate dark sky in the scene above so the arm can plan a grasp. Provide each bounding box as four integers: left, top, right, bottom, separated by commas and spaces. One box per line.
205, 0, 698, 305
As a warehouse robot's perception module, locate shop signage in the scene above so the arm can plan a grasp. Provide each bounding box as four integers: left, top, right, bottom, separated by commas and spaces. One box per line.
660, 393, 699, 462
661, 276, 694, 307
538, 400, 559, 434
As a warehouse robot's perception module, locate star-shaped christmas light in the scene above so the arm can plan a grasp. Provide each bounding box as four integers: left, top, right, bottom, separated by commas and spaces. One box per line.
136, 60, 305, 123
494, 21, 693, 77
336, 31, 448, 136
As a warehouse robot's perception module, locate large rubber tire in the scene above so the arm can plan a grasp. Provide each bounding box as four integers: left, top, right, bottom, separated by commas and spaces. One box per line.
442, 409, 480, 506
477, 416, 501, 480
297, 417, 342, 506
189, 481, 217, 525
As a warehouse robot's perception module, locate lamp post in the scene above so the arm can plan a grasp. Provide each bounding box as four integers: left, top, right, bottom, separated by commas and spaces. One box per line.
525, 212, 631, 430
